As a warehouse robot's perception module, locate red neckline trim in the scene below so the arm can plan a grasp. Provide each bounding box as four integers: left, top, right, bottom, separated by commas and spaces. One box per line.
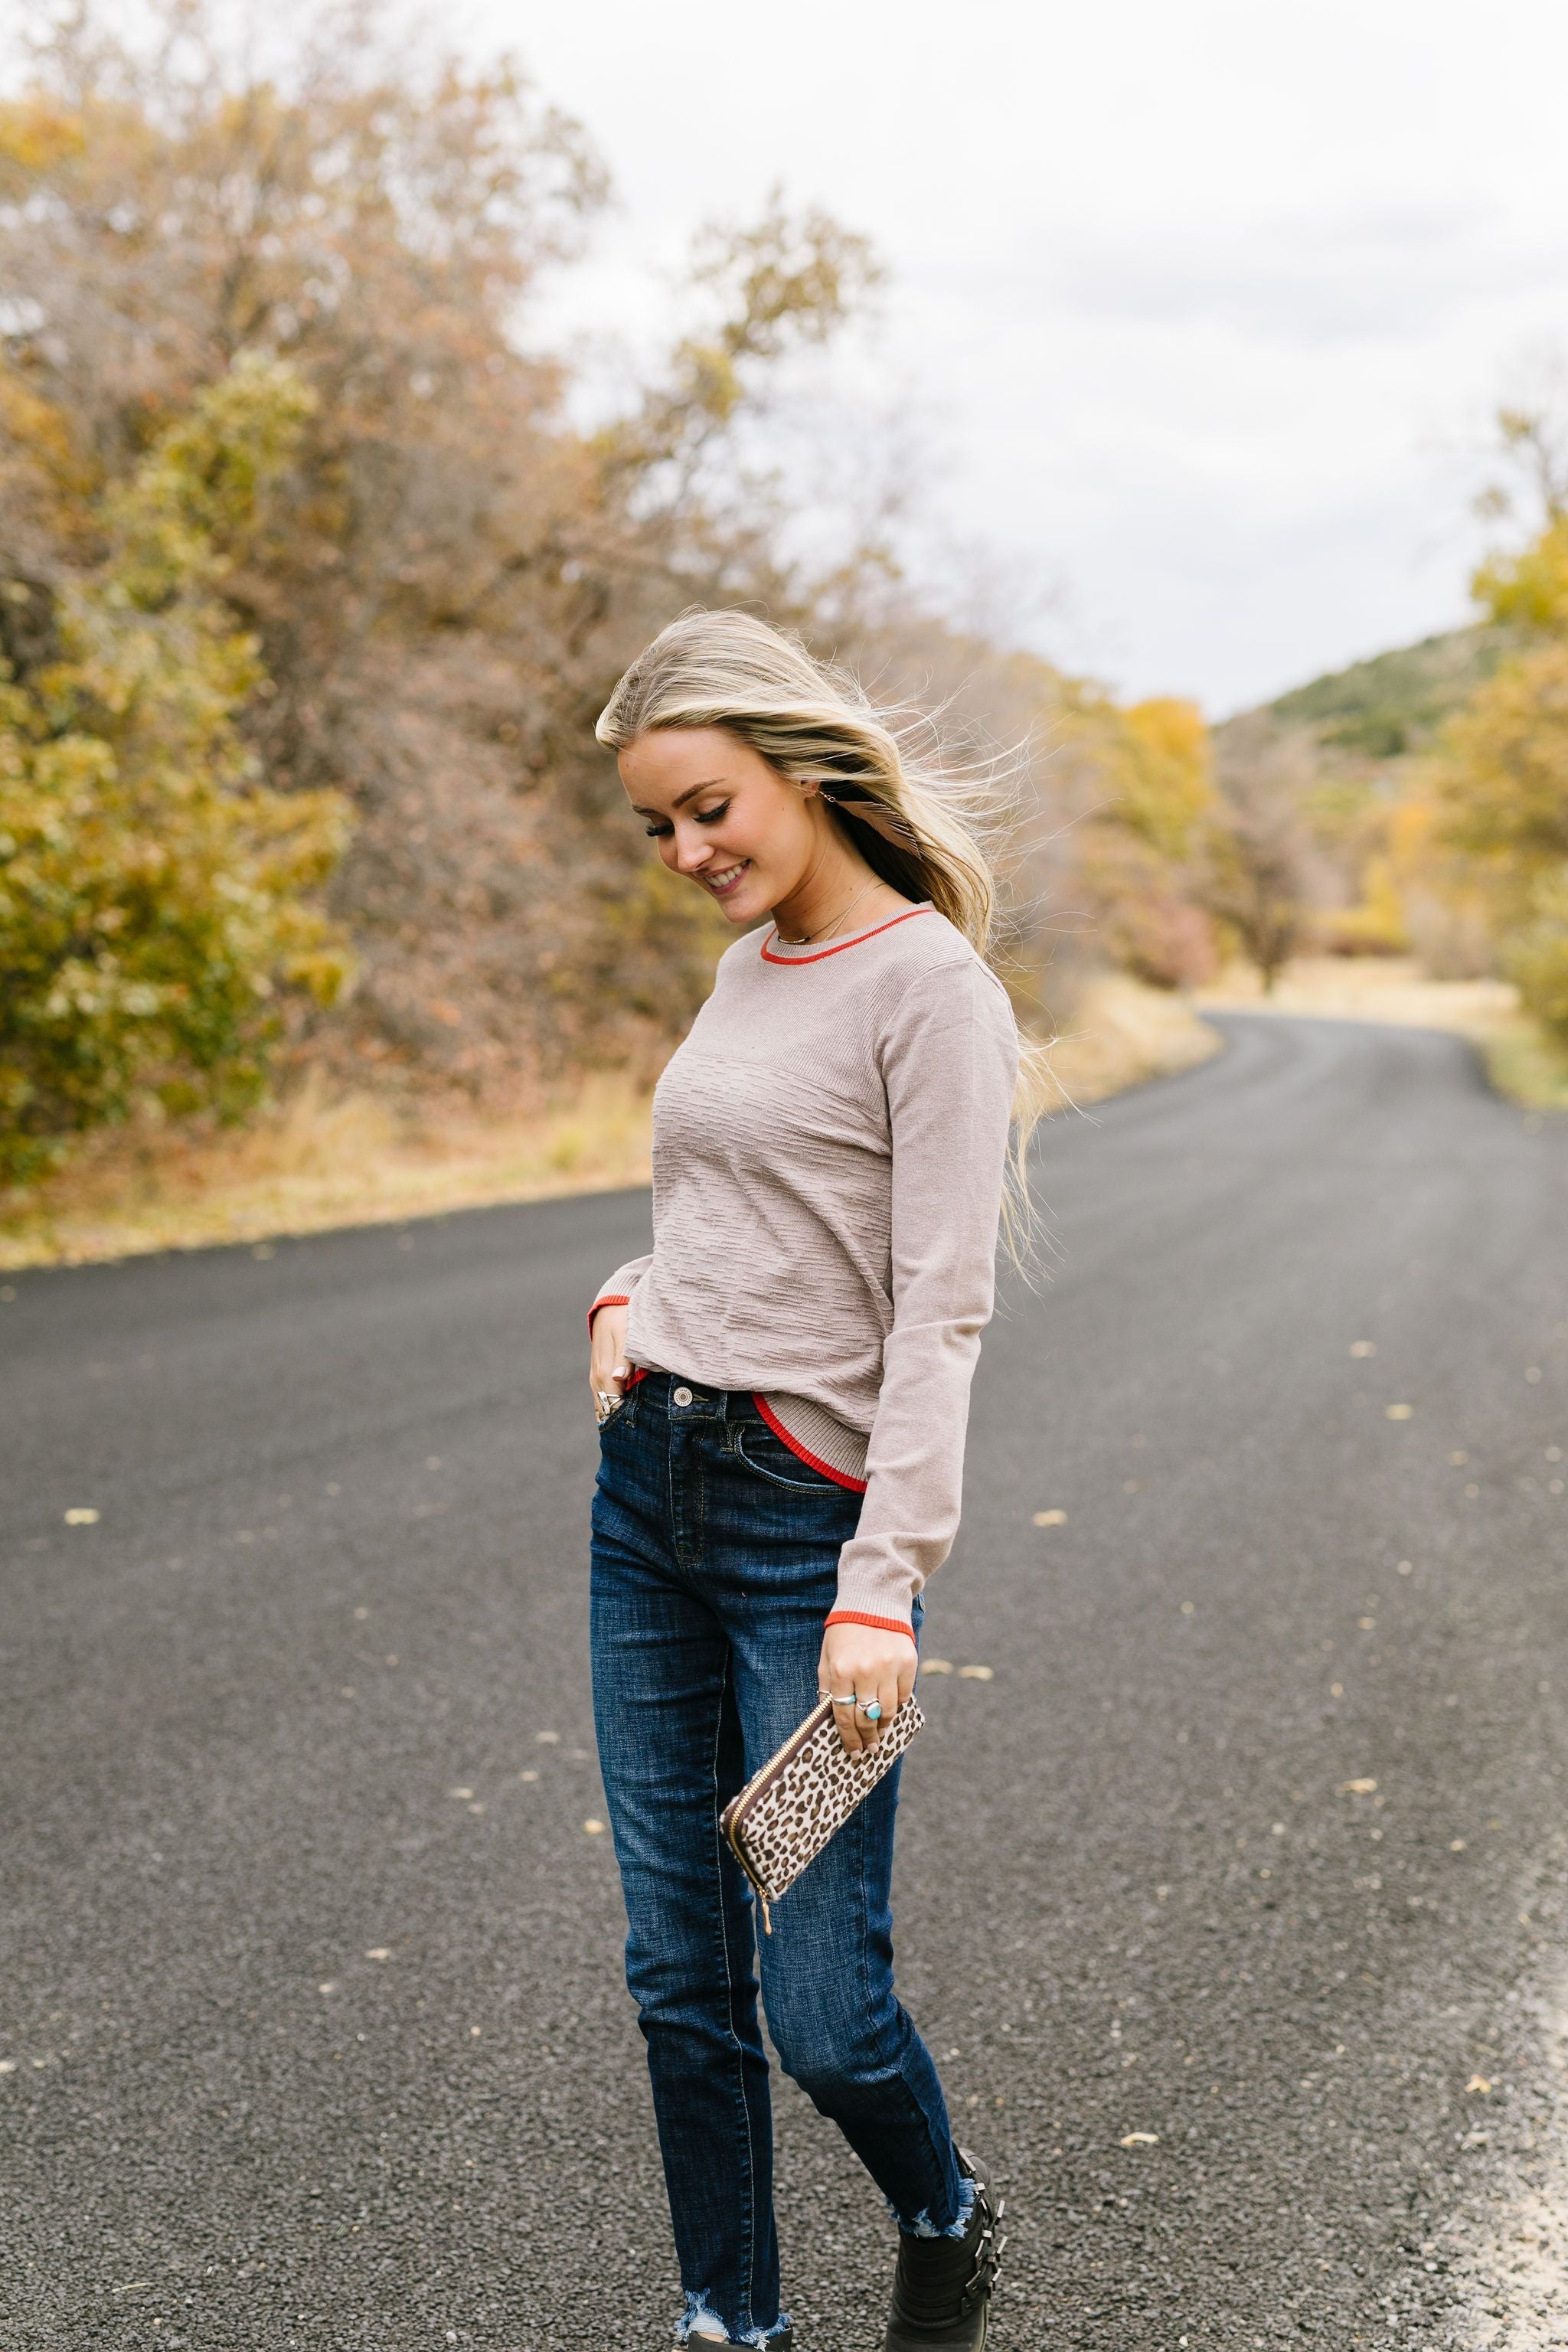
760, 904, 932, 965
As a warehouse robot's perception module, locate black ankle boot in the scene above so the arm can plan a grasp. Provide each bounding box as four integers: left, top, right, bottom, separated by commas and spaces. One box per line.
880, 2151, 1005, 2349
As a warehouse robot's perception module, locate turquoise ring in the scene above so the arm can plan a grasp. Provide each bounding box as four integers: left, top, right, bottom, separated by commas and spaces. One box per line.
860, 1699, 883, 1723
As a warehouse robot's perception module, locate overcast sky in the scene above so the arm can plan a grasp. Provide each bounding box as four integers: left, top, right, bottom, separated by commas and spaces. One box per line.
482, 0, 1568, 715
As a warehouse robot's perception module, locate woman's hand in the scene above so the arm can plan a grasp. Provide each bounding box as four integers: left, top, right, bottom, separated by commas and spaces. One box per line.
818, 1621, 918, 1755
588, 1302, 631, 1421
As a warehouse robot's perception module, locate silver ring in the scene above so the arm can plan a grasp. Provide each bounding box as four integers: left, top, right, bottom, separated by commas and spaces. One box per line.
859, 1699, 883, 1723
820, 1690, 857, 1707
594, 1390, 619, 1424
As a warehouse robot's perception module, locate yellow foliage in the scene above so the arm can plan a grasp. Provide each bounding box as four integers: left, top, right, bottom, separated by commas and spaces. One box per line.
1440, 509, 1568, 1036
1474, 516, 1568, 635
0, 97, 87, 174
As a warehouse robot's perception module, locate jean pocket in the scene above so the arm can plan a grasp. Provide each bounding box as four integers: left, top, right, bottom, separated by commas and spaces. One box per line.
596, 1389, 637, 1437
733, 1419, 847, 1494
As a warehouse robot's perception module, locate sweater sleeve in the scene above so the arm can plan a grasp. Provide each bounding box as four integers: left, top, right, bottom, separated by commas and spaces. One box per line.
827, 959, 1019, 1633
586, 1254, 653, 1334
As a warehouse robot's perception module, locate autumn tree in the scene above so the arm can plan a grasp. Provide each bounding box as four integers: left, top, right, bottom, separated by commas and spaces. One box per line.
1065, 693, 1220, 988
1429, 374, 1568, 1042
0, 3, 897, 1117
0, 354, 351, 1182
1204, 715, 1318, 991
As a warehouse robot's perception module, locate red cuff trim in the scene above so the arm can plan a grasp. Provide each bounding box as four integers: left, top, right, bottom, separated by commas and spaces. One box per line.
587, 1292, 631, 1334
825, 1610, 917, 1643
753, 1395, 869, 1492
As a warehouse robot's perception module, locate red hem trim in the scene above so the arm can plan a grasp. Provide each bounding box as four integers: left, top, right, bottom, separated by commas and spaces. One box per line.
753, 1395, 869, 1491
587, 1292, 630, 1334
825, 1610, 917, 1644
759, 905, 933, 965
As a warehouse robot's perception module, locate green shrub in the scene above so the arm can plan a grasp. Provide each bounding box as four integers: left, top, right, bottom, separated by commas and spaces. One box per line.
0, 355, 351, 1187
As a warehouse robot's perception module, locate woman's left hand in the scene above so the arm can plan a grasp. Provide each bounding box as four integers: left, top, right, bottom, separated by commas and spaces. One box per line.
818, 1622, 918, 1756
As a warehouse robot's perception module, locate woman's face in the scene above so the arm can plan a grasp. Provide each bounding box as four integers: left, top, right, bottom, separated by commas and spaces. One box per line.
618, 726, 826, 928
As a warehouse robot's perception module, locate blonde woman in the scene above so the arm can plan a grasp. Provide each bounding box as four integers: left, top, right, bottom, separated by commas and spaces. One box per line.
586, 610, 1040, 2350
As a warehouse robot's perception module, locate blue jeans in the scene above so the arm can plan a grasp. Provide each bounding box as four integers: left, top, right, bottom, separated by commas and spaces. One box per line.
590, 1373, 966, 2347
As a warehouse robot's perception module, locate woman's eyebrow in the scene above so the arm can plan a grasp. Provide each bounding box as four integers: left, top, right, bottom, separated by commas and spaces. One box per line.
629, 776, 729, 815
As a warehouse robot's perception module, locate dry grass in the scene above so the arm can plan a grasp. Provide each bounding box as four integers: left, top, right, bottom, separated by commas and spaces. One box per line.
1196, 956, 1568, 1112
0, 976, 1222, 1272
1041, 972, 1223, 1112
0, 1069, 657, 1272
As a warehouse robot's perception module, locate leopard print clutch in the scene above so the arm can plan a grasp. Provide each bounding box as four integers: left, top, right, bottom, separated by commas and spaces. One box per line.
720, 1694, 925, 1932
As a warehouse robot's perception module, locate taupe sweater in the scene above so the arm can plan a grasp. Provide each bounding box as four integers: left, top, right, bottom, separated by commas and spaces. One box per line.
590, 902, 1019, 1632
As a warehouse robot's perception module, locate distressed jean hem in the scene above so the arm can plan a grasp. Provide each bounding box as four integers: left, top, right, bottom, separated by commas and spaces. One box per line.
887, 2169, 975, 2242
677, 2288, 792, 2345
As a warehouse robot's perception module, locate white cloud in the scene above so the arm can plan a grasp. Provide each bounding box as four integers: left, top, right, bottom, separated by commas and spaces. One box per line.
488, 0, 1568, 710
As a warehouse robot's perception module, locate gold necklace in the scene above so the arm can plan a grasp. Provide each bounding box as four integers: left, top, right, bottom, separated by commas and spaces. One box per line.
776, 875, 881, 947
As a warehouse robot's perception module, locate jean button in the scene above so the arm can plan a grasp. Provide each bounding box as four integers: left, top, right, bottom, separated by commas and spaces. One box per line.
672, 1385, 693, 1407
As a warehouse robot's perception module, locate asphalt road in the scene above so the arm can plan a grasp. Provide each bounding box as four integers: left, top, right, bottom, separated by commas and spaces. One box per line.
5, 1014, 1568, 2352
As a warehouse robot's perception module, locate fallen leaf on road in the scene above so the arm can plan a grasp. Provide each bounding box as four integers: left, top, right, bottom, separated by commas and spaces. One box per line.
1451, 1451, 1468, 1465
1350, 1341, 1377, 1357
1466, 2075, 1491, 2095
519, 1769, 540, 1782
958, 1665, 995, 1681
1119, 2132, 1160, 2146
468, 1802, 485, 1815
1450, 1839, 1466, 1852
0, 2059, 15, 2073
63, 1508, 99, 1525
1032, 1509, 1067, 1526
536, 1731, 561, 1745
1341, 1779, 1378, 1794
318, 1983, 336, 1994
449, 1788, 474, 1801
364, 1948, 391, 1962
921, 1659, 953, 1674
583, 1818, 606, 1835
1385, 1403, 1414, 1420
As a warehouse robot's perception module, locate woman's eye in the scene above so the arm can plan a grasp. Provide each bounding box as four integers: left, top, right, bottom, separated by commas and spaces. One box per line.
644, 799, 730, 838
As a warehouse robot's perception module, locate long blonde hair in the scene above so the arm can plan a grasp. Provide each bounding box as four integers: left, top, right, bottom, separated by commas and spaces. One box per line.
596, 606, 1052, 1272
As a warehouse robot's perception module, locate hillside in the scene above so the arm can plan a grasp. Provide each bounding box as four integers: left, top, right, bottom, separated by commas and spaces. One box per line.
1259, 623, 1505, 758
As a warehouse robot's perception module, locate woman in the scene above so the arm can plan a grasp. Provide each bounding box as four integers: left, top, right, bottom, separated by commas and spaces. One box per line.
586, 609, 1044, 2350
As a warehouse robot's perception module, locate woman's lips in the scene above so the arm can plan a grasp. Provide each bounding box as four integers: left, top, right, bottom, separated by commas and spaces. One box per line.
703, 861, 750, 897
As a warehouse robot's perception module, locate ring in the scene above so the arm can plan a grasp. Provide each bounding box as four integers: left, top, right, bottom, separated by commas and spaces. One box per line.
594, 1390, 619, 1424
820, 1690, 857, 1707
858, 1699, 883, 1723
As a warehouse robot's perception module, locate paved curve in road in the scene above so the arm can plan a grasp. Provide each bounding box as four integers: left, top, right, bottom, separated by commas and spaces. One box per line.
4, 1014, 1568, 2352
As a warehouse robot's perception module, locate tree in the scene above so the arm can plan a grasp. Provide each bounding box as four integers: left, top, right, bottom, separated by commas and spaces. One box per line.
0, 354, 351, 1184
1064, 692, 1221, 989
1440, 495, 1568, 1040
0, 2, 888, 1110
1204, 716, 1318, 991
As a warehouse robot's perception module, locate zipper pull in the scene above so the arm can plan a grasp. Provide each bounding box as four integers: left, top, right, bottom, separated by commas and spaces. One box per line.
760, 1894, 773, 1936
